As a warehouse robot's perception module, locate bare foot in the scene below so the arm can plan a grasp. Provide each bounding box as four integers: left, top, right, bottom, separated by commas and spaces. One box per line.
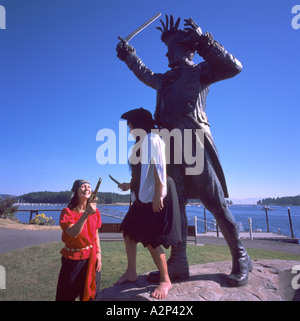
114, 271, 138, 285
150, 281, 172, 300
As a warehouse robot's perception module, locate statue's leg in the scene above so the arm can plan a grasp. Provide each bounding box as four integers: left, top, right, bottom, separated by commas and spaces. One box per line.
193, 151, 252, 286
165, 161, 190, 280
212, 207, 252, 286
166, 203, 190, 280
147, 163, 190, 282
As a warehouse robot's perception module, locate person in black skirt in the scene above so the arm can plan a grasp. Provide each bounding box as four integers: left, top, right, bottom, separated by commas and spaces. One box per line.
114, 107, 182, 300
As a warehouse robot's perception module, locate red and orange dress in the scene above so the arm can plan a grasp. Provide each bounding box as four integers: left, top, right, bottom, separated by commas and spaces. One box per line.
56, 207, 102, 301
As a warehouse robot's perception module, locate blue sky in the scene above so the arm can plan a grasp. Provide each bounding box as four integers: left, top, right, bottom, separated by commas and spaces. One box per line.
0, 0, 299, 200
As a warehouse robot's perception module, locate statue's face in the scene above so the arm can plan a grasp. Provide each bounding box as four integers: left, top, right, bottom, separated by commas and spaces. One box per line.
166, 44, 187, 68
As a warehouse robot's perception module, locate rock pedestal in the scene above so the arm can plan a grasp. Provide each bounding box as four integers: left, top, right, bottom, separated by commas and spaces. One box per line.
97, 260, 300, 301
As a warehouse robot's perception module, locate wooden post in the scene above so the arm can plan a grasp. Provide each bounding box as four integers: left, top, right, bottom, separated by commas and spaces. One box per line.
194, 216, 198, 235
29, 210, 38, 222
248, 217, 253, 240
193, 216, 197, 245
216, 224, 219, 237
264, 206, 270, 233
287, 207, 295, 238
204, 207, 207, 233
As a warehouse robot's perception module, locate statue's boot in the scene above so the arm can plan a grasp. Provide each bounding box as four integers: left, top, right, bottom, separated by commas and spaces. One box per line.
216, 208, 252, 286
147, 242, 190, 282
228, 245, 252, 287
167, 242, 190, 280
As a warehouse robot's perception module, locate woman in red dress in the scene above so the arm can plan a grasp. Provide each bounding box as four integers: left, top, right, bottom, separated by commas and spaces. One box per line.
56, 179, 102, 301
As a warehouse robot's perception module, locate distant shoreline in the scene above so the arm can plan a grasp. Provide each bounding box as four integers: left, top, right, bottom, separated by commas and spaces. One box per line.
14, 202, 130, 207
100, 203, 130, 206
13, 202, 300, 207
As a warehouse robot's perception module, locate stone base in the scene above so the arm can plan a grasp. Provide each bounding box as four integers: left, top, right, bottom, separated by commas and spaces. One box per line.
97, 260, 300, 301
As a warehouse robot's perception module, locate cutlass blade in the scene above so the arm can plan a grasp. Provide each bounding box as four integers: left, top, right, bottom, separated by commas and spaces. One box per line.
119, 12, 161, 42
109, 175, 121, 186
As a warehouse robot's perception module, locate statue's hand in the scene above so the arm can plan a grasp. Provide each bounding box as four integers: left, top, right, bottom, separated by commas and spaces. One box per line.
116, 37, 136, 61
183, 17, 203, 48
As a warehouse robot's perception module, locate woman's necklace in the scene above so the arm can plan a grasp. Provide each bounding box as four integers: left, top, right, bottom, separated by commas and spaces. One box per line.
75, 206, 85, 213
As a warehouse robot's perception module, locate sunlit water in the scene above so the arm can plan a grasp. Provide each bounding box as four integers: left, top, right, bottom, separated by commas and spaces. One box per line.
14, 204, 300, 240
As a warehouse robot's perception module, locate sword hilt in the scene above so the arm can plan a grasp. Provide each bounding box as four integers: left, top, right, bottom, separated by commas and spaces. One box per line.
118, 35, 127, 43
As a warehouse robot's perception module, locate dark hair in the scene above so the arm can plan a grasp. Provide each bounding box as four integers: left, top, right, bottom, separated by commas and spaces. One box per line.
128, 118, 155, 134
67, 192, 79, 210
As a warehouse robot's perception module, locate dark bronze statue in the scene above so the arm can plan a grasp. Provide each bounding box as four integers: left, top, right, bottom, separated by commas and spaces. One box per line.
116, 15, 252, 286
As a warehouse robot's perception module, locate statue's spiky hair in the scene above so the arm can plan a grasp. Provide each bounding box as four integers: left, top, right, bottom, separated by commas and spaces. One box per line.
157, 14, 189, 47
156, 14, 181, 33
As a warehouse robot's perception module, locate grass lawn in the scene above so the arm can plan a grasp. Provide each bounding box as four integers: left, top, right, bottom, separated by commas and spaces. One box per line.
0, 241, 300, 301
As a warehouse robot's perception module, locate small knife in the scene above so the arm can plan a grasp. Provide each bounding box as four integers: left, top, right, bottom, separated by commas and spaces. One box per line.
109, 174, 121, 186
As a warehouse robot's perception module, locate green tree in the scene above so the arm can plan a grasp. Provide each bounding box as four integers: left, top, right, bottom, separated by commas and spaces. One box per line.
0, 197, 18, 218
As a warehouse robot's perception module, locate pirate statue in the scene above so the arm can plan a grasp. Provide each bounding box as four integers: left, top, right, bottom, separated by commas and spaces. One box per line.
116, 15, 252, 286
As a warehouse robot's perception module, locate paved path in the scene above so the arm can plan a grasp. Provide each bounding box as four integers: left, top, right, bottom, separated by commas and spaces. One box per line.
1, 229, 299, 255
0, 229, 62, 254
0, 229, 127, 254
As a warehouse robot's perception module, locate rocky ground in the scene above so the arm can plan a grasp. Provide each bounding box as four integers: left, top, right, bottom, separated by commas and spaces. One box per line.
98, 260, 300, 301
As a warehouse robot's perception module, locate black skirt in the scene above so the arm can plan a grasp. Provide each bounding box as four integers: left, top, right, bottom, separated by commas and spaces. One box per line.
120, 176, 182, 249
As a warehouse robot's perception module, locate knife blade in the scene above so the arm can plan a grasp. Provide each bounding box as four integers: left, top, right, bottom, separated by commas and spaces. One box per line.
109, 174, 121, 186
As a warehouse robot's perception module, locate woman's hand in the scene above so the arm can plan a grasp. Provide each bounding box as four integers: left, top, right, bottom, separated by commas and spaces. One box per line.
118, 182, 131, 192
96, 252, 102, 272
86, 197, 98, 215
152, 193, 164, 213
152, 167, 164, 213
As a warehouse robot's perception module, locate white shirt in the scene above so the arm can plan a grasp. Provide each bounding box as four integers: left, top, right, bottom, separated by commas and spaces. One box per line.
138, 133, 167, 203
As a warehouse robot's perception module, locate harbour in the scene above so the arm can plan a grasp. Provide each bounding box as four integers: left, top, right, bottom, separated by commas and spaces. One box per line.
12, 203, 300, 245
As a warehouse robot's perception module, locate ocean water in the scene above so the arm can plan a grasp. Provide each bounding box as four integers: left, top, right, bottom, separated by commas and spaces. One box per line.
14, 204, 300, 240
